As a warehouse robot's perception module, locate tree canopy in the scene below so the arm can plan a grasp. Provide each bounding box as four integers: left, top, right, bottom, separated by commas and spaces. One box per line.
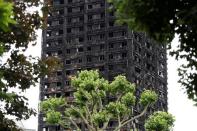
0, 0, 54, 130
145, 111, 175, 131
40, 70, 173, 131
0, 0, 15, 31
109, 0, 197, 103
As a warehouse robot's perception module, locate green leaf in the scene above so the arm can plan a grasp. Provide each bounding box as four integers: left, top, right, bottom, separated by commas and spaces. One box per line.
0, 0, 16, 31
145, 111, 175, 131
140, 90, 158, 106
121, 92, 136, 107
46, 110, 62, 124
109, 75, 135, 95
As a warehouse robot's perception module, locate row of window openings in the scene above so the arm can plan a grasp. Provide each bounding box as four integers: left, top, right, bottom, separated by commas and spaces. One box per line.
44, 81, 71, 89
145, 42, 165, 50
65, 67, 105, 77
44, 82, 62, 89
67, 6, 83, 13
68, 0, 82, 4
67, 3, 105, 13
45, 51, 62, 57
49, 9, 113, 22
87, 3, 104, 9
88, 13, 105, 20
135, 44, 154, 54
47, 20, 63, 27
88, 21, 116, 30
67, 22, 113, 30
134, 77, 154, 85
66, 13, 114, 24
48, 10, 64, 17
44, 51, 162, 72
65, 42, 127, 53
66, 0, 109, 5
134, 34, 154, 49
46, 30, 63, 37
66, 46, 97, 54
94, 31, 125, 40
134, 66, 165, 78
44, 70, 140, 89
44, 71, 62, 79
86, 31, 127, 41
48, 8, 114, 19
65, 53, 127, 64
66, 22, 118, 33
67, 5, 114, 14
134, 52, 154, 61
68, 13, 106, 22
136, 40, 165, 50
135, 44, 165, 59
45, 42, 126, 55
134, 57, 160, 72
46, 40, 62, 47
65, 65, 126, 77
136, 51, 165, 61
43, 93, 62, 100
134, 68, 165, 79
46, 30, 126, 39
53, 0, 64, 4
65, 34, 127, 44
44, 66, 106, 82
66, 24, 106, 33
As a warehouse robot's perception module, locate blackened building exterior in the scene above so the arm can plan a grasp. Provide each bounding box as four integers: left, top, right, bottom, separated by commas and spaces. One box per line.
38, 0, 168, 131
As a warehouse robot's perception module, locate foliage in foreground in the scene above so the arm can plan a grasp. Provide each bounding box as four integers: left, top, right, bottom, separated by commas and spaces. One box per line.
41, 70, 174, 131
0, 0, 15, 31
145, 111, 175, 131
108, 0, 197, 104
0, 0, 57, 130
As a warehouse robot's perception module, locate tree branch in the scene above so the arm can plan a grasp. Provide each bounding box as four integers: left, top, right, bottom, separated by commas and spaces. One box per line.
118, 114, 121, 131
69, 117, 81, 131
60, 117, 81, 131
85, 104, 94, 127
71, 106, 95, 131
117, 94, 123, 102
95, 90, 103, 112
114, 105, 148, 131
102, 118, 110, 130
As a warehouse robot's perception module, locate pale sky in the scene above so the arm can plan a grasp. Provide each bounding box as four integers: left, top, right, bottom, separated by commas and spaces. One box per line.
168, 36, 197, 131
20, 31, 197, 131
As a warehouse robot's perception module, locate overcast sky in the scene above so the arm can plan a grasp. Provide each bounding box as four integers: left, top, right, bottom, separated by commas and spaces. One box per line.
20, 31, 197, 131
168, 36, 197, 131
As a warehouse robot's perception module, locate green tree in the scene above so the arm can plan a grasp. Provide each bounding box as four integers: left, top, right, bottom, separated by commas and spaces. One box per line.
145, 111, 175, 131
40, 70, 173, 131
109, 0, 197, 103
0, 0, 55, 130
0, 0, 15, 31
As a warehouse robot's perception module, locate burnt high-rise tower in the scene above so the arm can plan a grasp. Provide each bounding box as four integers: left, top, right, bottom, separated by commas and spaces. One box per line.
38, 0, 168, 131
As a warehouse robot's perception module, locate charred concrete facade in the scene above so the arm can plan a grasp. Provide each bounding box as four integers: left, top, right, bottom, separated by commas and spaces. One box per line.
38, 0, 168, 131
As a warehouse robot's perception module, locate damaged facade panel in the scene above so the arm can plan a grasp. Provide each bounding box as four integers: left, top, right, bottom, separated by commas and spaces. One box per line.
39, 0, 168, 131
